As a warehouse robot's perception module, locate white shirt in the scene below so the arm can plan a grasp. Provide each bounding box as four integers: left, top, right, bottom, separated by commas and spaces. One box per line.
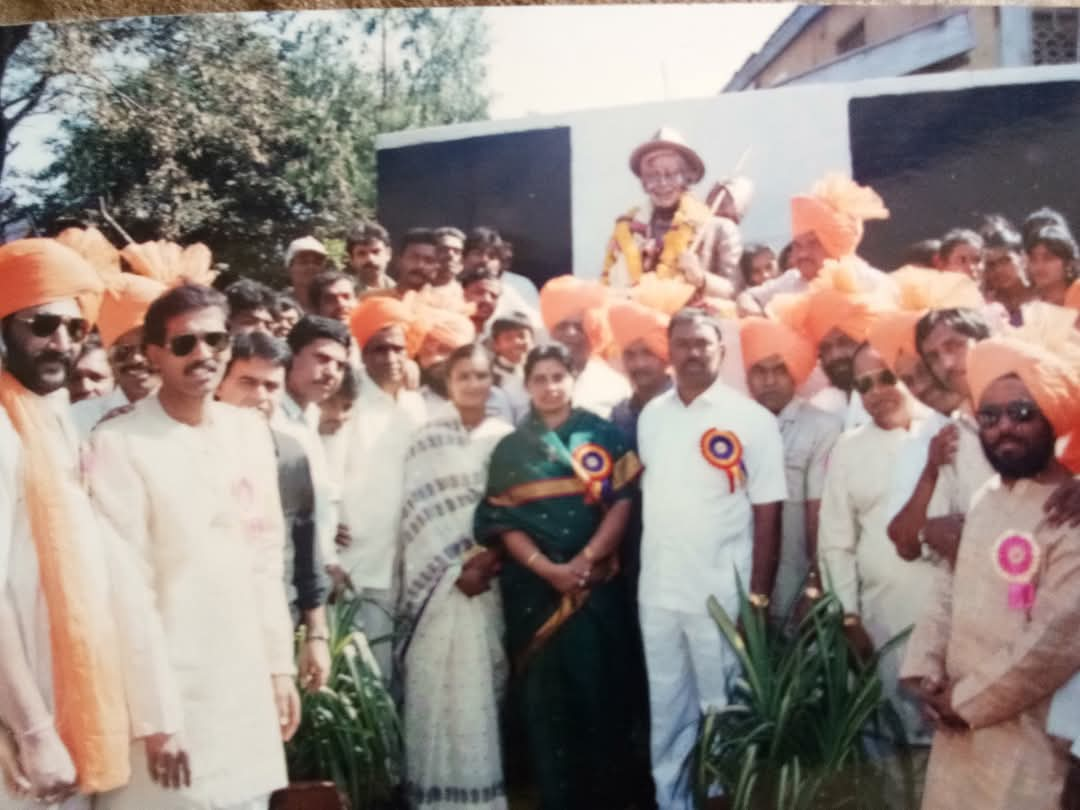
71, 386, 129, 441
638, 377, 787, 613
743, 259, 896, 312
573, 356, 631, 419
809, 385, 871, 431
886, 409, 952, 522
1049, 672, 1080, 755
276, 394, 340, 566
339, 370, 427, 590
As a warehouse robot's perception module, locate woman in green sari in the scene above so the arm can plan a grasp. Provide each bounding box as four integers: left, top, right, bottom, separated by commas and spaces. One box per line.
474, 344, 642, 810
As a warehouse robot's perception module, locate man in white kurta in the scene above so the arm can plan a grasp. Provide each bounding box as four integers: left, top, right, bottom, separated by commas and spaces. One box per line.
86, 284, 296, 810
638, 310, 786, 810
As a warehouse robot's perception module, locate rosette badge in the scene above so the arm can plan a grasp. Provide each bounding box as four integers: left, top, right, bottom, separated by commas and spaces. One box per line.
992, 531, 1042, 611
572, 443, 613, 504
700, 428, 747, 493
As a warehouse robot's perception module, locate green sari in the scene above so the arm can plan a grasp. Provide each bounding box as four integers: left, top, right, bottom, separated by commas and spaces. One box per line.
474, 407, 641, 810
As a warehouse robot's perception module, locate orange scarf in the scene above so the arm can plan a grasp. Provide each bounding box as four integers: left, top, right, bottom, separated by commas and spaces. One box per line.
0, 373, 130, 792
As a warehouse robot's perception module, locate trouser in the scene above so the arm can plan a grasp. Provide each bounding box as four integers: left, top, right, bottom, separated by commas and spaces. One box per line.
640, 604, 737, 810
355, 587, 396, 687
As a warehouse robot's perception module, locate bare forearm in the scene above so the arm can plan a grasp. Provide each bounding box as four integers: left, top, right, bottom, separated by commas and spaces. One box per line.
888, 466, 938, 560
0, 593, 51, 735
750, 502, 781, 597
302, 606, 328, 637
581, 499, 631, 560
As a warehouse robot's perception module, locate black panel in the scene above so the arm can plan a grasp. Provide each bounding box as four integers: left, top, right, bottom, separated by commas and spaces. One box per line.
376, 127, 572, 289
849, 80, 1080, 269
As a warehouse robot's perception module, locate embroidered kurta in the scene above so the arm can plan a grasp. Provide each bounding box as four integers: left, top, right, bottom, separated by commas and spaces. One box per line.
902, 477, 1080, 809
87, 397, 294, 810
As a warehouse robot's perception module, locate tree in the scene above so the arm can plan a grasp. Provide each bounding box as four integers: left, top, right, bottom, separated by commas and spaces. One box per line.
25, 10, 491, 281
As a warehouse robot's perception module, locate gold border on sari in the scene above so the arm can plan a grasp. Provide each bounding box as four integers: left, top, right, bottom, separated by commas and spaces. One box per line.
612, 451, 643, 490
487, 476, 585, 507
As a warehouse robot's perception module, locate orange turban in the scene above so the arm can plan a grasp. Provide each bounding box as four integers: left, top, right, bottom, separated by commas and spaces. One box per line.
867, 310, 923, 371
97, 275, 168, 348
0, 239, 105, 324
55, 226, 122, 278
891, 265, 985, 311
608, 300, 669, 362
422, 308, 476, 351
121, 240, 216, 287
790, 173, 889, 259
739, 316, 816, 387
539, 275, 612, 354
350, 296, 419, 353
770, 259, 889, 346
629, 275, 695, 315
968, 302, 1080, 437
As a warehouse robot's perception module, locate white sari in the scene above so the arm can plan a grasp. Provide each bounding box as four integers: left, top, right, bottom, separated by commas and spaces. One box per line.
397, 414, 512, 810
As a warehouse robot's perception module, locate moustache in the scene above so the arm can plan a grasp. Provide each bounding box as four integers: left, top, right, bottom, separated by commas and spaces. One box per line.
184, 359, 219, 377
35, 349, 73, 368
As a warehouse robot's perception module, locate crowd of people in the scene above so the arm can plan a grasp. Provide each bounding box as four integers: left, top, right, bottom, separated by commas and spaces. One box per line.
1, 124, 1080, 810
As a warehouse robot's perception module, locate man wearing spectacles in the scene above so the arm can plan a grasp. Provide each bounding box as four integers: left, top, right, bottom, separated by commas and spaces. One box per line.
85, 283, 300, 810
901, 320, 1080, 810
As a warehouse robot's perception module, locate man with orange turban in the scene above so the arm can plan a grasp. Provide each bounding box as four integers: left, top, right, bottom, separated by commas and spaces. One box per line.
0, 239, 176, 808
901, 320, 1080, 810
739, 316, 843, 619
71, 274, 166, 440
737, 174, 895, 316
540, 275, 631, 418
341, 296, 428, 680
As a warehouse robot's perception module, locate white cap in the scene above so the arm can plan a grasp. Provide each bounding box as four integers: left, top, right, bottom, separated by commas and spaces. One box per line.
285, 236, 327, 267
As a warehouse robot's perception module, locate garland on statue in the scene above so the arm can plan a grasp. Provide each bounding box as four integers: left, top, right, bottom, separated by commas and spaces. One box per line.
602, 192, 712, 286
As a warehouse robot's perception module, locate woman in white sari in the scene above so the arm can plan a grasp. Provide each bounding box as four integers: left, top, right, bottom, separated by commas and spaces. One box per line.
397, 343, 512, 810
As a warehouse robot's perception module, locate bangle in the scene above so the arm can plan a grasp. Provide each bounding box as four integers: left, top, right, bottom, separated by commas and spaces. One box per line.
526, 550, 541, 568
747, 592, 770, 610
582, 546, 596, 562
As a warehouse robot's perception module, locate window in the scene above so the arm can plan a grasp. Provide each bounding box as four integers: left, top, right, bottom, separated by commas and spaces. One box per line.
836, 20, 867, 55
1031, 8, 1080, 65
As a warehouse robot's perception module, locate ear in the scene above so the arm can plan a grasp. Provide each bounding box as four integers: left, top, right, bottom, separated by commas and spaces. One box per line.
145, 343, 166, 372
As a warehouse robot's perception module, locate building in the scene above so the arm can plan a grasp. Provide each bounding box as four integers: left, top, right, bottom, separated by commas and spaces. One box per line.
725, 5, 1078, 91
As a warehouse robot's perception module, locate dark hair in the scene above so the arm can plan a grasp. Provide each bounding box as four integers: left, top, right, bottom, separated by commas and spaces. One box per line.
444, 342, 492, 380
307, 271, 355, 310
144, 284, 227, 347
272, 293, 301, 317
738, 243, 773, 285
286, 315, 351, 355
1022, 207, 1071, 249
225, 278, 275, 316
345, 221, 390, 252
776, 241, 793, 273
76, 331, 104, 361
398, 227, 438, 254
978, 214, 1019, 243
226, 330, 292, 375
524, 342, 575, 382
459, 267, 502, 289
329, 365, 361, 404
667, 307, 724, 341
1027, 224, 1078, 281
434, 226, 465, 243
915, 307, 990, 357
939, 229, 982, 262
901, 238, 942, 268
464, 227, 503, 255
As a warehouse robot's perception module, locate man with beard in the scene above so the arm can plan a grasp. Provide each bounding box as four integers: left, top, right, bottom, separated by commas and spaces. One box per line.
86, 283, 299, 810
740, 316, 842, 620
901, 319, 1080, 810
70, 335, 114, 403
369, 228, 438, 299
71, 274, 165, 440
637, 308, 785, 810
341, 297, 427, 680
307, 271, 358, 325
224, 279, 276, 337
432, 226, 465, 287
0, 239, 176, 809
280, 316, 350, 595
345, 221, 394, 294
284, 236, 329, 313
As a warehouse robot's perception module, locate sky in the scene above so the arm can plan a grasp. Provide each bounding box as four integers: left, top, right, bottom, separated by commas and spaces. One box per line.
6, 3, 796, 189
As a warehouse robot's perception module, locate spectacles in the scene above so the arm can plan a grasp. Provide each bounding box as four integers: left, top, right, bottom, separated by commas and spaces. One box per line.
976, 400, 1041, 429
853, 368, 897, 395
167, 331, 230, 357
108, 344, 146, 364
641, 171, 686, 189
13, 313, 89, 342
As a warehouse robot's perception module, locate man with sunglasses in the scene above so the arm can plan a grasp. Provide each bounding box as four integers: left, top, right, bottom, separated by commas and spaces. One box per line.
71, 274, 165, 441
85, 283, 299, 810
0, 239, 173, 809
901, 318, 1080, 810
340, 296, 427, 682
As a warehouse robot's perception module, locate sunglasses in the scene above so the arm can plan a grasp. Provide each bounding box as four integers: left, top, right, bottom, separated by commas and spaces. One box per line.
14, 313, 89, 342
167, 331, 230, 357
853, 368, 897, 395
108, 343, 146, 364
976, 400, 1041, 429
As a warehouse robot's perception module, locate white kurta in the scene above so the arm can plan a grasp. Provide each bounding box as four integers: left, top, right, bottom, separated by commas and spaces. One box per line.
70, 386, 129, 441
87, 396, 293, 810
572, 357, 631, 419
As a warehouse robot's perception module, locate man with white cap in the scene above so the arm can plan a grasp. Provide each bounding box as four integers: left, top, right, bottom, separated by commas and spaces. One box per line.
602, 126, 742, 298
285, 236, 329, 313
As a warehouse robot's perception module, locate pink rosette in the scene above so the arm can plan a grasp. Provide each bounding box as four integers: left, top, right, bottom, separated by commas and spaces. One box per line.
992, 531, 1042, 611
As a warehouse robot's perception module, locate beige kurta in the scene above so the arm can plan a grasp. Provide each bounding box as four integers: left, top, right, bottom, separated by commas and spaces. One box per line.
902, 476, 1080, 810
819, 419, 939, 740
86, 396, 294, 810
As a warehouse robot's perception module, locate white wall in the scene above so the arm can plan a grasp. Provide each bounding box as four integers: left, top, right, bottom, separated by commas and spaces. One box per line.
377, 64, 1080, 279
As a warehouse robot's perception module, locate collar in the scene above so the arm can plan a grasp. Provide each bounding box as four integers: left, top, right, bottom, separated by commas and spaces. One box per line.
676, 374, 731, 408
281, 393, 317, 431
631, 377, 672, 412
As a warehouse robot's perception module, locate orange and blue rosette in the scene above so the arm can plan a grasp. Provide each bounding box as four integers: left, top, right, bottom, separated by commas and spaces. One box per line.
572, 443, 614, 504
700, 428, 747, 493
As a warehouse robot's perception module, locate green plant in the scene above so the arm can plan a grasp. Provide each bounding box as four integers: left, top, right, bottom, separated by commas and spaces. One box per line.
286, 597, 403, 809
692, 580, 917, 810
